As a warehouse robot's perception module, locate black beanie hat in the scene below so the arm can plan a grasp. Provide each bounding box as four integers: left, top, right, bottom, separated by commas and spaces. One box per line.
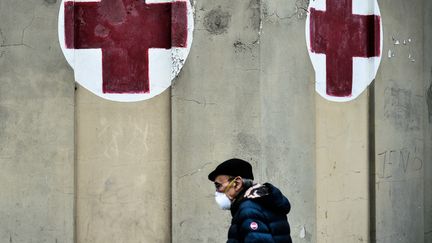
208, 158, 254, 181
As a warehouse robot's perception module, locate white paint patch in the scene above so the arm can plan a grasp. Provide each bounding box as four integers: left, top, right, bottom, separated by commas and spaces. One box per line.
308, 0, 326, 11
305, 0, 383, 102
299, 226, 306, 239
352, 56, 381, 96
58, 0, 194, 102
74, 49, 103, 94
388, 49, 393, 58
352, 0, 376, 15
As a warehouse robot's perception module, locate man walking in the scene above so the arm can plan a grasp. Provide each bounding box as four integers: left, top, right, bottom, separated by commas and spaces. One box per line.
208, 158, 292, 243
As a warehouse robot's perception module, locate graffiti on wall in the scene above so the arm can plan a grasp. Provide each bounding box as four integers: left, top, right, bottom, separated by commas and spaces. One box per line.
377, 144, 423, 180
58, 0, 194, 102
306, 0, 383, 102
384, 85, 423, 131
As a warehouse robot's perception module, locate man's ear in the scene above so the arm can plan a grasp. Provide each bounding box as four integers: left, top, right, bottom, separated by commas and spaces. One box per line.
234, 177, 243, 191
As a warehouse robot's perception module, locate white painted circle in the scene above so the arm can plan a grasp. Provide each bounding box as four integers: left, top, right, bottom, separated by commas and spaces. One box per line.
305, 0, 383, 102
58, 0, 194, 102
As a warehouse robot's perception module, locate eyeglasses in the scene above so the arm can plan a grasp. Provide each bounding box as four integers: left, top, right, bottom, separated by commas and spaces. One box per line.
214, 177, 236, 192
214, 182, 223, 190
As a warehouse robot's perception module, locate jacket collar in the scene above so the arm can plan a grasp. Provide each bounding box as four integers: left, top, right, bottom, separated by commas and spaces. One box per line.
230, 185, 251, 216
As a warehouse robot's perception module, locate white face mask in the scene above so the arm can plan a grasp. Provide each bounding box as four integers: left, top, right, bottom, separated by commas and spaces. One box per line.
215, 191, 231, 210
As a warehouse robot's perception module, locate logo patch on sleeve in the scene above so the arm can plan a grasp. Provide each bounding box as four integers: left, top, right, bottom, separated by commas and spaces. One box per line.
250, 222, 258, 230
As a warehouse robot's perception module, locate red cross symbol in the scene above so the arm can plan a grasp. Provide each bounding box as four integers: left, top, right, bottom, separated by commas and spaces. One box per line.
309, 0, 381, 97
64, 0, 188, 94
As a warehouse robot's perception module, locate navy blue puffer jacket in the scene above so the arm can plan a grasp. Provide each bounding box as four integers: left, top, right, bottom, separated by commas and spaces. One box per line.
227, 183, 292, 243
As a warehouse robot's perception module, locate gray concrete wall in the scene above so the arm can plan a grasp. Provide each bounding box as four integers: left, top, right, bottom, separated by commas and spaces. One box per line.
1, 0, 431, 243
0, 0, 75, 242
374, 0, 426, 242
171, 0, 315, 242
260, 1, 315, 242
316, 94, 370, 242
75, 88, 171, 243
424, 0, 432, 242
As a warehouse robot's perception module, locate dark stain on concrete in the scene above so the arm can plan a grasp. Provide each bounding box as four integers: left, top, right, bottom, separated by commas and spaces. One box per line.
0, 106, 9, 135
384, 86, 419, 130
237, 132, 261, 156
0, 29, 4, 57
203, 8, 231, 35
427, 80, 432, 123
233, 39, 258, 53
44, 0, 57, 4
248, 0, 261, 31
0, 29, 4, 43
0, 28, 5, 46
233, 40, 248, 53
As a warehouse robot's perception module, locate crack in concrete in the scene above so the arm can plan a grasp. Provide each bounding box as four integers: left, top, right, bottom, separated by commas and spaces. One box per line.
233, 38, 259, 53
265, 11, 297, 20
248, 0, 261, 31
263, 0, 309, 23
174, 96, 216, 107
0, 29, 6, 57
232, 0, 262, 54
327, 196, 366, 203
178, 162, 213, 180
0, 11, 35, 49
0, 29, 4, 45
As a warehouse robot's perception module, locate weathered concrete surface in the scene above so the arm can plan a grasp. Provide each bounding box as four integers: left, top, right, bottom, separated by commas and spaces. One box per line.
424, 0, 432, 242
316, 94, 369, 243
260, 0, 316, 241
0, 0, 75, 242
172, 0, 315, 242
172, 1, 262, 242
75, 87, 171, 242
374, 0, 425, 242
1, 0, 430, 242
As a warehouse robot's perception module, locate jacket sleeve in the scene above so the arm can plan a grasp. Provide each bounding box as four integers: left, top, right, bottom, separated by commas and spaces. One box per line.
237, 205, 276, 243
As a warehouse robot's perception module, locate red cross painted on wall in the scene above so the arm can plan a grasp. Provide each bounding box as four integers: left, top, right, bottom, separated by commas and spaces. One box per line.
309, 0, 381, 97
64, 0, 188, 94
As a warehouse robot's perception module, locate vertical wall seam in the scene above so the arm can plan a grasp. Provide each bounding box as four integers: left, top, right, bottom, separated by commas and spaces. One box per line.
258, 0, 263, 182
422, 0, 428, 239
368, 83, 376, 243
169, 87, 173, 243
73, 83, 78, 243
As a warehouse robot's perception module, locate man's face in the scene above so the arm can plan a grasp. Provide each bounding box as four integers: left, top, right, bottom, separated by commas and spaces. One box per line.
214, 175, 241, 200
